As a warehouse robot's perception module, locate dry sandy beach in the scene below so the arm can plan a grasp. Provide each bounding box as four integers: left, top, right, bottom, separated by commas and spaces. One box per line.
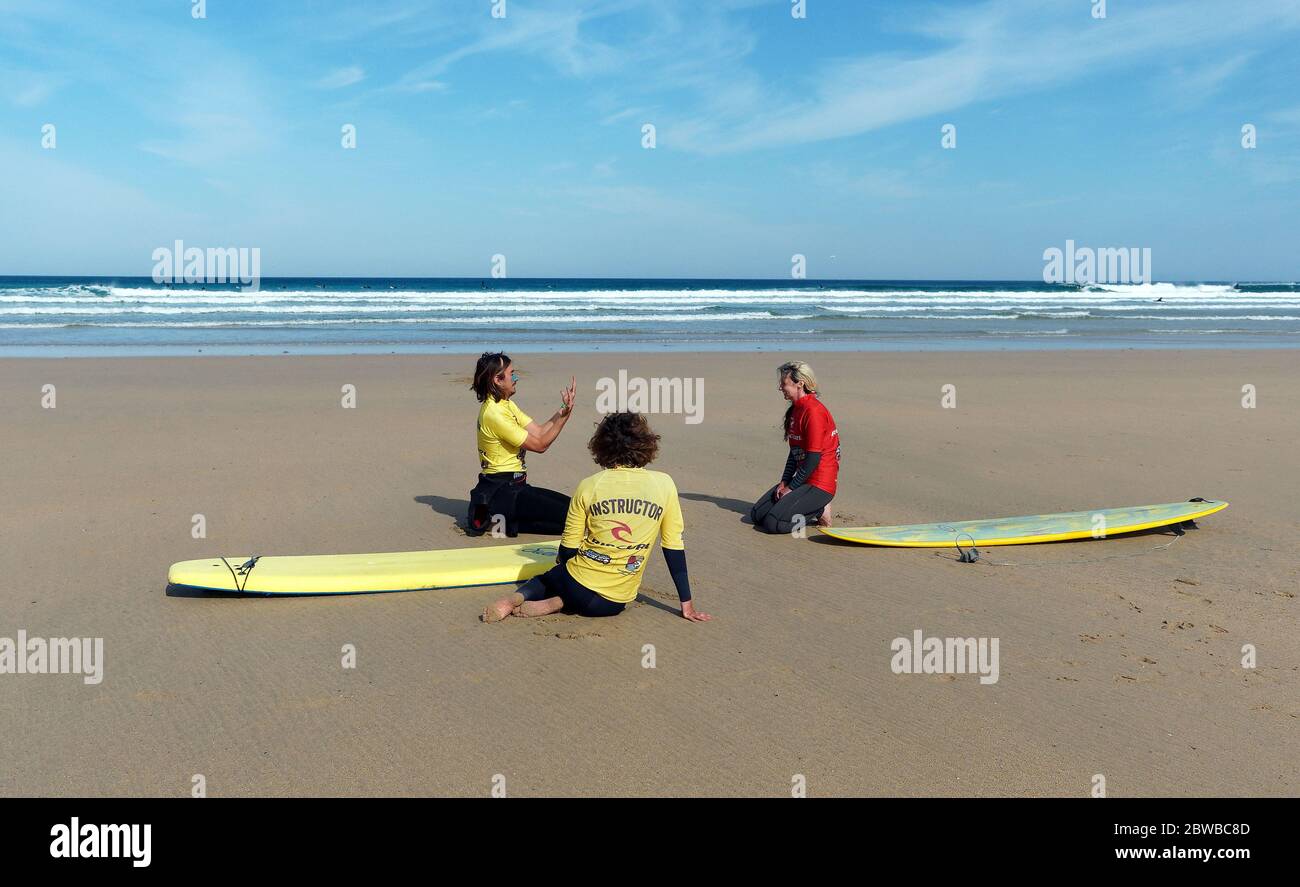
1, 349, 1296, 796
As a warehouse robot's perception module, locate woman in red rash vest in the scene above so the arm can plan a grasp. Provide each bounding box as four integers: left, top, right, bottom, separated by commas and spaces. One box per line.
748, 360, 840, 534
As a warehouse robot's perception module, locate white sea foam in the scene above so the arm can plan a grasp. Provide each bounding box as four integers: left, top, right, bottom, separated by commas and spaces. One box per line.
0, 313, 780, 327
4, 281, 1297, 349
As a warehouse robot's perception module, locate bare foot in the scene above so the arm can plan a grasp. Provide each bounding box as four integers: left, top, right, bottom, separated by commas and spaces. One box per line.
817, 504, 833, 527
483, 592, 524, 623
514, 597, 563, 618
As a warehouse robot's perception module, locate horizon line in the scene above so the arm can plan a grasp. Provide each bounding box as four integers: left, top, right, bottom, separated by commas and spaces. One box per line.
0, 275, 1289, 285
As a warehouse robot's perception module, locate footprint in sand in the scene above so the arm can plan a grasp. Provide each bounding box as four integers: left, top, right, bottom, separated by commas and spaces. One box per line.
527, 619, 603, 639
535, 629, 603, 640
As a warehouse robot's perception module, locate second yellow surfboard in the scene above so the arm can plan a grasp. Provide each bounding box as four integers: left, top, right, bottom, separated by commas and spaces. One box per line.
818, 500, 1227, 547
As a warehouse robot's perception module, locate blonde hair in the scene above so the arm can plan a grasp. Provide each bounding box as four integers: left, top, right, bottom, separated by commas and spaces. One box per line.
778, 360, 818, 394
779, 360, 819, 439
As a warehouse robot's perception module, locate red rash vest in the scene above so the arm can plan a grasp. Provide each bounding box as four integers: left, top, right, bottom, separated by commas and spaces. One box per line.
787, 392, 840, 496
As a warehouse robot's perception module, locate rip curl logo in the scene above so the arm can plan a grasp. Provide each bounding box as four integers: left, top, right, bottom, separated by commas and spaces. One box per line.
49, 818, 151, 867
610, 521, 633, 542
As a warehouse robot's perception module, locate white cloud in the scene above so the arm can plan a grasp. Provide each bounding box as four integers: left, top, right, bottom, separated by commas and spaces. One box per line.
14, 80, 53, 106
669, 0, 1300, 153
397, 79, 446, 94
1177, 54, 1255, 95
317, 65, 365, 89
0, 136, 190, 274
1267, 105, 1300, 127
0, 66, 58, 107
136, 66, 274, 167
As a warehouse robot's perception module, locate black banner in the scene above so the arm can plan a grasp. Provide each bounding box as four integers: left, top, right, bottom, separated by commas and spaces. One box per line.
0, 798, 1286, 872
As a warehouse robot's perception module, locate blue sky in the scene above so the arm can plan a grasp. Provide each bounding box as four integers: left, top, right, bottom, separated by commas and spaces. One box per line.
1, 0, 1298, 279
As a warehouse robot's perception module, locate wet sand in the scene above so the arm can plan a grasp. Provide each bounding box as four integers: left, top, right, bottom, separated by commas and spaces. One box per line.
0, 349, 1296, 796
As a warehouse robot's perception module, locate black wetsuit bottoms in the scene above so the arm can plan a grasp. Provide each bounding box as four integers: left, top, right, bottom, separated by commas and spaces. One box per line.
518, 563, 625, 617
468, 473, 570, 536
514, 484, 570, 534
749, 483, 833, 534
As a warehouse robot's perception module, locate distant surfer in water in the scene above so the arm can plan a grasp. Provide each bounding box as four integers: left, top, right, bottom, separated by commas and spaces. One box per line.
749, 360, 840, 533
467, 352, 576, 537
483, 412, 711, 623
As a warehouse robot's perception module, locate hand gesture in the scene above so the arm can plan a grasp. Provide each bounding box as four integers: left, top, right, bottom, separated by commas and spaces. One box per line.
560, 376, 576, 414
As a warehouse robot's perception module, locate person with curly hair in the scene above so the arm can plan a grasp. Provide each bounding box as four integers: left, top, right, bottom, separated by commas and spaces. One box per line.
749, 360, 840, 534
482, 412, 711, 623
466, 352, 576, 537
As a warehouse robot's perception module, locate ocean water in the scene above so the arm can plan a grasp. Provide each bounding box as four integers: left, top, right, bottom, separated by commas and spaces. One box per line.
2, 276, 1298, 356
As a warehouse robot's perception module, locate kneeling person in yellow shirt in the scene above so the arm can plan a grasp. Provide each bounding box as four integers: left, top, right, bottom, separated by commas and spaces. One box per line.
467, 351, 576, 537
483, 412, 711, 623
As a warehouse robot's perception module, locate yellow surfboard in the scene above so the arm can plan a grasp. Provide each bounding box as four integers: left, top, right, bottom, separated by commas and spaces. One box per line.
167, 540, 561, 595
817, 500, 1227, 547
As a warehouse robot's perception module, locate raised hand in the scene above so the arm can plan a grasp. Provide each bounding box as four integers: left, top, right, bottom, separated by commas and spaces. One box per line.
560, 375, 576, 413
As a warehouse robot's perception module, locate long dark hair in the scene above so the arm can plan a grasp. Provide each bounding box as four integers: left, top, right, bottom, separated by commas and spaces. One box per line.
588, 412, 660, 469
471, 351, 511, 403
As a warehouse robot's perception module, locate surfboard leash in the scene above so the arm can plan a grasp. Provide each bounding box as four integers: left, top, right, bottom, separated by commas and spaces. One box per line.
948, 531, 980, 563
219, 556, 261, 592
936, 498, 1212, 567
933, 531, 1184, 567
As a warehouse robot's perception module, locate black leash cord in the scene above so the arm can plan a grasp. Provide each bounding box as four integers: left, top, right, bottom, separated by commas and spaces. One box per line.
219, 556, 261, 592
933, 531, 1183, 567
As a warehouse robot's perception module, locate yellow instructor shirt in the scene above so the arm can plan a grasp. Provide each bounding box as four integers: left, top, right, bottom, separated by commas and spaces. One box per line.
562, 467, 685, 604
476, 397, 532, 473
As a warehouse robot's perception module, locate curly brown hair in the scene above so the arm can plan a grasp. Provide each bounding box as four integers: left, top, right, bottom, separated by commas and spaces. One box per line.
471, 351, 511, 403
588, 412, 660, 469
